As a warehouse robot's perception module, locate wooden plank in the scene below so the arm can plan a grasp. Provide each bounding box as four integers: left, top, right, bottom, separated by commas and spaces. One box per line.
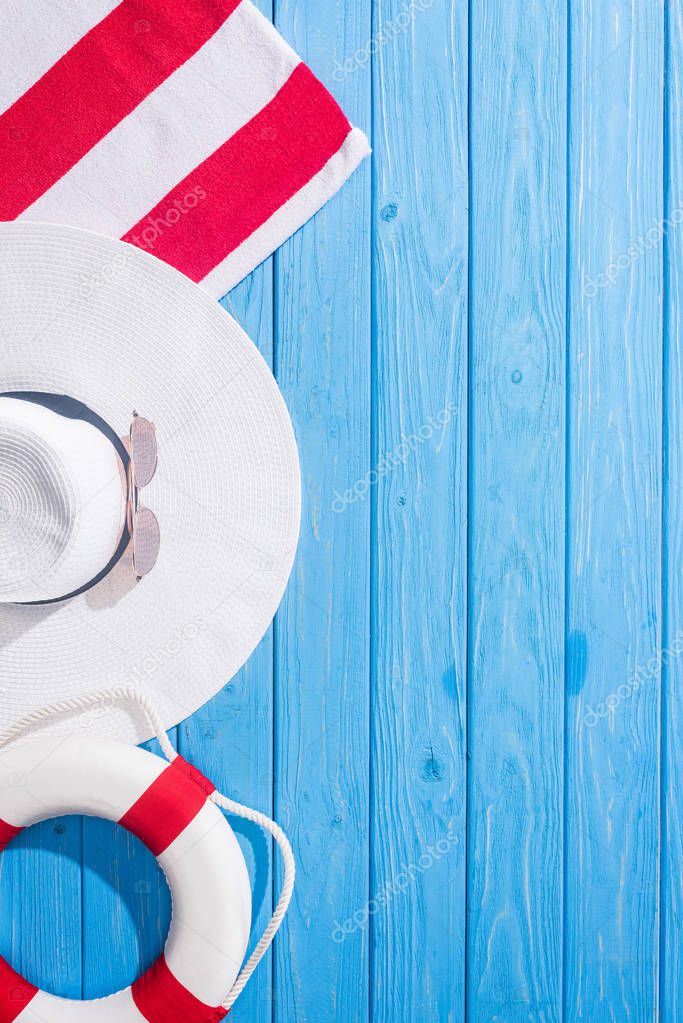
81, 808, 171, 999
467, 2, 566, 1020
661, 1, 681, 1019
178, 254, 276, 1023
81, 727, 175, 998
0, 819, 82, 998
565, 1, 663, 1019
370, 0, 468, 1020
272, 0, 371, 1018
178, 636, 274, 1023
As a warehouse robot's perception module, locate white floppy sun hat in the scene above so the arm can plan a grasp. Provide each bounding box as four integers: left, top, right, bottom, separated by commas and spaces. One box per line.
0, 222, 300, 743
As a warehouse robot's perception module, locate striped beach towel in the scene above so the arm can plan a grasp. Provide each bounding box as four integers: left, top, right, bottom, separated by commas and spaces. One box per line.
0, 0, 369, 297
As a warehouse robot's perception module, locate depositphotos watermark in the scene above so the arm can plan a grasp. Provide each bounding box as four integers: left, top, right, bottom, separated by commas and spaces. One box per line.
331, 0, 434, 81
332, 401, 458, 513
127, 186, 207, 252
583, 204, 683, 297
78, 246, 135, 298
78, 615, 207, 729
332, 828, 458, 943
583, 629, 683, 728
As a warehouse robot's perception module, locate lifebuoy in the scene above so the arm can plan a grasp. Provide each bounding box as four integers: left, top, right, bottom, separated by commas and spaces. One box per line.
0, 736, 252, 1023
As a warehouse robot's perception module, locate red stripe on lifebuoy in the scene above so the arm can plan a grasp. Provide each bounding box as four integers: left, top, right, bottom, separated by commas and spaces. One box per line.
119, 756, 215, 856
171, 757, 217, 798
0, 821, 22, 852
132, 954, 228, 1022
0, 956, 37, 1022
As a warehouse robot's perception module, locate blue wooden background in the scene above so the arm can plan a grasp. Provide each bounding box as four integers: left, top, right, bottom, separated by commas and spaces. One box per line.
1, 0, 682, 1020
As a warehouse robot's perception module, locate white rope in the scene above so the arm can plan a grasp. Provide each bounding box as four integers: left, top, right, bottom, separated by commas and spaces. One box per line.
211, 790, 295, 1009
0, 686, 176, 762
0, 685, 295, 1012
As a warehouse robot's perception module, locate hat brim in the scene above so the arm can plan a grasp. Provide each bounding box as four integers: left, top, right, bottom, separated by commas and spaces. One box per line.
0, 223, 300, 743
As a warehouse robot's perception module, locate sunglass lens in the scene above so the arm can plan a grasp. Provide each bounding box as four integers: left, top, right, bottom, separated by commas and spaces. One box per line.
131, 415, 158, 487
133, 506, 160, 578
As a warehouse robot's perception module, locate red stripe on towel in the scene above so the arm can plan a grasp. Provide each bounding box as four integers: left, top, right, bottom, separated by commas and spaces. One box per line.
122, 62, 352, 281
0, 0, 243, 218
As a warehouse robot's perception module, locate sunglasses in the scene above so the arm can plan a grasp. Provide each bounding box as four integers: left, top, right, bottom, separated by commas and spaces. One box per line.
127, 413, 160, 580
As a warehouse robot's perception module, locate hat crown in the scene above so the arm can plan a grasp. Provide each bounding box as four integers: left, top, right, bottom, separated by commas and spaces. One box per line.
0, 398, 126, 603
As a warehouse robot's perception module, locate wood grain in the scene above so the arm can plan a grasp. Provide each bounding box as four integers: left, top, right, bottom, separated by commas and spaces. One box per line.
0, 819, 82, 998
272, 0, 372, 1019
565, 1, 663, 1019
3, 5, 680, 1021
82, 807, 171, 999
661, 1, 681, 1020
467, 2, 567, 1020
371, 0, 468, 1020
